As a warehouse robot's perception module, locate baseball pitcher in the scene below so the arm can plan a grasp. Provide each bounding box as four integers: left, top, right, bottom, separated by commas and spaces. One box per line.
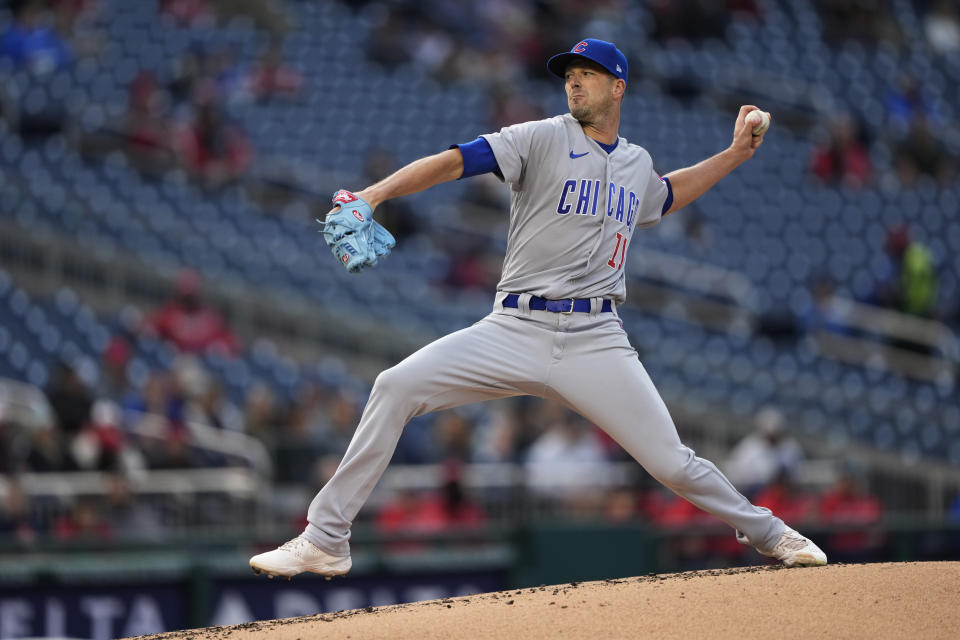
250, 38, 826, 578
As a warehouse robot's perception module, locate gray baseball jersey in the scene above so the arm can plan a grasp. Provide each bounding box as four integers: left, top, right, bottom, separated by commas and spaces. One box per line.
302, 114, 786, 561
483, 113, 668, 304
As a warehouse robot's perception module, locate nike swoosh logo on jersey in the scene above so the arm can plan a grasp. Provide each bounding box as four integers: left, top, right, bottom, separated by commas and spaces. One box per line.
569, 150, 589, 159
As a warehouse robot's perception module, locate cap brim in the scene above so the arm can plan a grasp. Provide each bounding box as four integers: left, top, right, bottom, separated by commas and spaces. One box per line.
547, 52, 583, 79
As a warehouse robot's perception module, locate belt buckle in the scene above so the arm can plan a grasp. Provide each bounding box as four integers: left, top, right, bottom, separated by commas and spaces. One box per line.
560, 298, 574, 314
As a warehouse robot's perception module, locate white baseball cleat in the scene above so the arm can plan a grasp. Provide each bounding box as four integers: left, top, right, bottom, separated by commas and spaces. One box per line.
249, 535, 352, 579
737, 525, 828, 567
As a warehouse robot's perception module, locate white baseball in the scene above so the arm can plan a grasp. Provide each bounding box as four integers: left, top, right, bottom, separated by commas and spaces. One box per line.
745, 110, 770, 136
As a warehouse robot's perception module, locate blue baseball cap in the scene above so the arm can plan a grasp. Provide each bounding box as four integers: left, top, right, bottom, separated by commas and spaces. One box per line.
547, 38, 628, 83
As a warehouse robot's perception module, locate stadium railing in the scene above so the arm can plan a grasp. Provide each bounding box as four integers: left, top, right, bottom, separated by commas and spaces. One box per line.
808, 298, 959, 385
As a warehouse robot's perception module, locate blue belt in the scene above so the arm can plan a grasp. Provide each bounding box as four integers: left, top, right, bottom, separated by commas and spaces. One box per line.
502, 294, 613, 314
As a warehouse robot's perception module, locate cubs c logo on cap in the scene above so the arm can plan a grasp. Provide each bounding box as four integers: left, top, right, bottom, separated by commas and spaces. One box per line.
573, 41, 588, 53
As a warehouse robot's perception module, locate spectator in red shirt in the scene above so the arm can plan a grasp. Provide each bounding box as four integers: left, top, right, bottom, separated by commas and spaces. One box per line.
125, 71, 175, 174
247, 41, 302, 102
53, 497, 110, 541
145, 269, 238, 355
819, 470, 884, 560
445, 245, 498, 291
643, 488, 716, 528
177, 91, 253, 188
642, 489, 743, 567
810, 114, 872, 188
376, 461, 486, 551
752, 471, 816, 527
160, 0, 213, 26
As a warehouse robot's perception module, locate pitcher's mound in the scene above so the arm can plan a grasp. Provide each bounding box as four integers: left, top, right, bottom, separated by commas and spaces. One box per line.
128, 561, 959, 640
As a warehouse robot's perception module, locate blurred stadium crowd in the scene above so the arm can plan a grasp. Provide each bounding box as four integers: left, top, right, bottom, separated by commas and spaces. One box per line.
2, 0, 960, 564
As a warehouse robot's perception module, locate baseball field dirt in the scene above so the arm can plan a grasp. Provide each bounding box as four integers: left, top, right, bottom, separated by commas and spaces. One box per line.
128, 561, 959, 640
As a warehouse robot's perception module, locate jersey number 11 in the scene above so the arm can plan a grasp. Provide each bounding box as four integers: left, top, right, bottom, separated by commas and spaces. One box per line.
607, 232, 627, 270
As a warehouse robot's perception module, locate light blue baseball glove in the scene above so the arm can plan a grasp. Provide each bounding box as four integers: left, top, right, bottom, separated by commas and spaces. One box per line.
318, 189, 396, 273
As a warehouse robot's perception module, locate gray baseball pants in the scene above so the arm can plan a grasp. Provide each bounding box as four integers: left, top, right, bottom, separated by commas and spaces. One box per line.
304, 294, 785, 557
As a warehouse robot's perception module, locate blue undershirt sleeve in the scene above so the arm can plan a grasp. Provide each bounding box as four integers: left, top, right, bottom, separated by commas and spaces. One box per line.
450, 137, 501, 179
661, 176, 674, 215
